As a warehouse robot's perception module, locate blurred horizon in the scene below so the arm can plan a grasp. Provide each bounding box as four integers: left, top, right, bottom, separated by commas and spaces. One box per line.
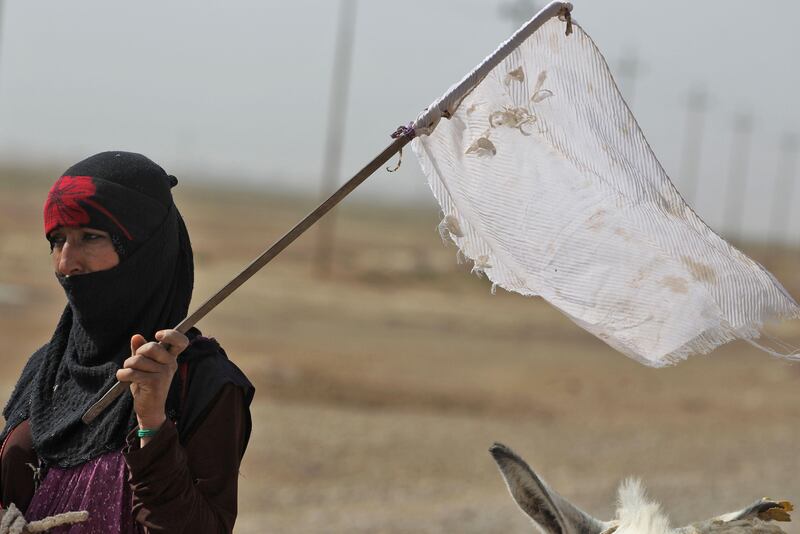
1, 1, 799, 244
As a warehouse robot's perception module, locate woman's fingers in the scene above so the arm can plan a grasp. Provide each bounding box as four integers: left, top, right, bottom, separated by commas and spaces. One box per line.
122, 353, 165, 374
130, 334, 147, 355
128, 331, 189, 364
117, 353, 170, 384
116, 367, 163, 384
123, 330, 188, 431
122, 332, 186, 383
131, 341, 178, 366
154, 329, 189, 356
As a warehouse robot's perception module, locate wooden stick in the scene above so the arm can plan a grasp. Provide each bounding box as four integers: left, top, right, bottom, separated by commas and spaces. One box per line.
82, 1, 573, 426
82, 135, 412, 424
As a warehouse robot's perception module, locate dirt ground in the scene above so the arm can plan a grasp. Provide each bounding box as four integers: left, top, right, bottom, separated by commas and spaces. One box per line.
1, 169, 799, 533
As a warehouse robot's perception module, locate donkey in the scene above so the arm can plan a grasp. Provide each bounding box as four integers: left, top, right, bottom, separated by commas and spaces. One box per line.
490, 443, 793, 534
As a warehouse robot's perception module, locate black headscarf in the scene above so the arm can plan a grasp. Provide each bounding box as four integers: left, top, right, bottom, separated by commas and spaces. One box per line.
1, 151, 195, 468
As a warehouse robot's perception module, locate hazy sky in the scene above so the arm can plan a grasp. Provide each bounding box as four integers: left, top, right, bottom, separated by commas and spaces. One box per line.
1, 1, 799, 242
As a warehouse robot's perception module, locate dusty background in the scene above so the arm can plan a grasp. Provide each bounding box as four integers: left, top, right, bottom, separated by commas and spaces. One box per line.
1, 168, 799, 533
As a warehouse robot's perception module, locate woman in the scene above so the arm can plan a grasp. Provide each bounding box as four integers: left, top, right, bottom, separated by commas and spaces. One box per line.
0, 152, 254, 533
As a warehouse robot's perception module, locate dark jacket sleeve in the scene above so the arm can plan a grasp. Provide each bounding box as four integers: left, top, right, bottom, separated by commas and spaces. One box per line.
124, 383, 249, 533
0, 420, 37, 512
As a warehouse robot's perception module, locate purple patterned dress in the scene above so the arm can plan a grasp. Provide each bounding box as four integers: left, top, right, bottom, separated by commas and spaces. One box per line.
25, 451, 142, 533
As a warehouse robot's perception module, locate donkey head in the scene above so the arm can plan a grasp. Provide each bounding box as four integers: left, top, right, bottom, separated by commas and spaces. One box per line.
490, 443, 792, 534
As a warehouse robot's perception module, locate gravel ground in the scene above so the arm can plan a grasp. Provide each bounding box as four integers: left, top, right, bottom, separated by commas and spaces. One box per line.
2, 177, 798, 533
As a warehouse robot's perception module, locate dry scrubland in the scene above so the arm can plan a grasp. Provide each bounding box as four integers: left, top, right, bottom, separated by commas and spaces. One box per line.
1, 168, 799, 533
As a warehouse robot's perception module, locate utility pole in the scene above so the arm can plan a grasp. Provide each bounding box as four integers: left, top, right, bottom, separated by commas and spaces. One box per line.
0, 0, 5, 168
314, 0, 357, 277
768, 133, 799, 245
723, 114, 754, 243
616, 47, 642, 108
678, 86, 708, 208
499, 0, 540, 28
0, 1, 4, 73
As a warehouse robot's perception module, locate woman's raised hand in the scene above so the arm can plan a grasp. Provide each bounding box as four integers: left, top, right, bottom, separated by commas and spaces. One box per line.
117, 329, 190, 435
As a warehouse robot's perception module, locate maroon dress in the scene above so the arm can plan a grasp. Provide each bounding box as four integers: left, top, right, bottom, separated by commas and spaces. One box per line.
26, 451, 142, 534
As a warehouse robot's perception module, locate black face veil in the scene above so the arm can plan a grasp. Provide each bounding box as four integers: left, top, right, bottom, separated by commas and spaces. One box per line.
2, 151, 194, 468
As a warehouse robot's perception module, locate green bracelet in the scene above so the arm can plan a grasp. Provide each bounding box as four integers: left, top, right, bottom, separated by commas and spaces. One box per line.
137, 428, 159, 439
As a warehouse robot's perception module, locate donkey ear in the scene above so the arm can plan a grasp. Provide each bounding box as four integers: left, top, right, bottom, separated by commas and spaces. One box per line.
490, 443, 606, 534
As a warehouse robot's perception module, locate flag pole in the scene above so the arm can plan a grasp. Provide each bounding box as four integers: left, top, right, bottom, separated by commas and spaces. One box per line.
83, 0, 574, 425
82, 135, 411, 424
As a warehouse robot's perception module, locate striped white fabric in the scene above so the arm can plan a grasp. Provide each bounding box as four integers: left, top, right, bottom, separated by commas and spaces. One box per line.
412, 18, 799, 366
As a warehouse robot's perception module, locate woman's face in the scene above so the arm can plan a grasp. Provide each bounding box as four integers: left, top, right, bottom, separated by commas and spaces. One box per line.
49, 226, 120, 276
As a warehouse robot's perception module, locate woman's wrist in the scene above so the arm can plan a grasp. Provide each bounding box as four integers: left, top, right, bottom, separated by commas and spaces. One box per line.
136, 414, 166, 433
137, 414, 166, 447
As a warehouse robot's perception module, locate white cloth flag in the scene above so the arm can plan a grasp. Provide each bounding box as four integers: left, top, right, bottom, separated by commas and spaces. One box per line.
412, 17, 799, 366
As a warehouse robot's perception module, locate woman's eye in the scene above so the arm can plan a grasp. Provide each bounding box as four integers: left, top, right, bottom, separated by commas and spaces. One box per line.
83, 233, 105, 242
48, 235, 66, 247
